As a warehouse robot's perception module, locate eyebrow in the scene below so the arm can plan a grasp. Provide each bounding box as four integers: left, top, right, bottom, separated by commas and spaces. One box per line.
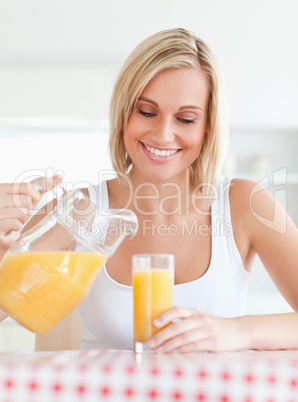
138, 96, 204, 112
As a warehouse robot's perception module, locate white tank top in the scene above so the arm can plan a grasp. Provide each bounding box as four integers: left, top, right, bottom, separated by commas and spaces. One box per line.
79, 177, 251, 350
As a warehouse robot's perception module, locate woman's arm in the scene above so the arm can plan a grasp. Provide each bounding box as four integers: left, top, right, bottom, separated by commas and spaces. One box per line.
147, 179, 298, 352
146, 308, 298, 353
235, 178, 298, 311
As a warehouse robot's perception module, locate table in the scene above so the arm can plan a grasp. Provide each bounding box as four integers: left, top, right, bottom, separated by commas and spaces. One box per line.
0, 349, 298, 402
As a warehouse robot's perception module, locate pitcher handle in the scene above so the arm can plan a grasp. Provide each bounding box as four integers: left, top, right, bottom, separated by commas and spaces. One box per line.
14, 215, 57, 251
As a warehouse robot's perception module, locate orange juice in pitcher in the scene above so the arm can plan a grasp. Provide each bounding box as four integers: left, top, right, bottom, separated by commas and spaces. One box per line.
0, 185, 138, 334
0, 251, 107, 334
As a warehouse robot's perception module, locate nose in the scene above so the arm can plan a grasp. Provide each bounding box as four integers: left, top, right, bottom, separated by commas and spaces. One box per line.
151, 117, 175, 146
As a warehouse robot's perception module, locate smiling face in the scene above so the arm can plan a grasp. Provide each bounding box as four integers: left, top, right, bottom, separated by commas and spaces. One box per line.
123, 67, 210, 184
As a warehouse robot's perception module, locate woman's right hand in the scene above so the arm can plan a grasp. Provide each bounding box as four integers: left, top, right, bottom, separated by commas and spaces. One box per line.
0, 175, 63, 249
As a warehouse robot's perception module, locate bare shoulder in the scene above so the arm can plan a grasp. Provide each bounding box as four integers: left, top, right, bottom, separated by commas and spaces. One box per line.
227, 178, 298, 308
229, 177, 297, 249
229, 178, 253, 203
229, 177, 276, 219
228, 178, 281, 249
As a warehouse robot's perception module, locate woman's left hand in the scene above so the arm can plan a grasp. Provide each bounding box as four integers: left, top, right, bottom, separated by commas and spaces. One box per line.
146, 306, 244, 353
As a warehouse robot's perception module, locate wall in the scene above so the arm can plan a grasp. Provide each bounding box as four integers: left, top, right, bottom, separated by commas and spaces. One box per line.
0, 0, 297, 127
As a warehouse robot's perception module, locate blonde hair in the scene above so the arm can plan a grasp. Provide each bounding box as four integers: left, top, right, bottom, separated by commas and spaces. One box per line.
109, 28, 228, 198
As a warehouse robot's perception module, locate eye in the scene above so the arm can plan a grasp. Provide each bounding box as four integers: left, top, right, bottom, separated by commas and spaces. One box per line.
136, 108, 156, 118
177, 118, 196, 124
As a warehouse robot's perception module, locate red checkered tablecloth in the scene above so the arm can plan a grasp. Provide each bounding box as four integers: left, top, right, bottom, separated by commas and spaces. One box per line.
0, 349, 298, 401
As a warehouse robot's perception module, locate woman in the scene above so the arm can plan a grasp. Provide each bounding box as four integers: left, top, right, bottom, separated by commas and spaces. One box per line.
0, 28, 298, 352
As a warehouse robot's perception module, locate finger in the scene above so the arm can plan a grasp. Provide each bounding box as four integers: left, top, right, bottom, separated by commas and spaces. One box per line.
0, 230, 21, 248
148, 316, 202, 349
0, 206, 28, 224
156, 328, 211, 353
0, 194, 34, 210
14, 194, 34, 210
31, 174, 63, 192
175, 337, 217, 353
153, 306, 197, 329
0, 183, 40, 203
0, 218, 24, 233
9, 183, 41, 204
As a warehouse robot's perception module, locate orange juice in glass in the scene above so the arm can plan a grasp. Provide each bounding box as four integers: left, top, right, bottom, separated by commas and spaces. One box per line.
133, 254, 174, 353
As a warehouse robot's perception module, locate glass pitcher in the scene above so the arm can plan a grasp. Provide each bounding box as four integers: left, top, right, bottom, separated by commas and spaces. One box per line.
0, 184, 138, 334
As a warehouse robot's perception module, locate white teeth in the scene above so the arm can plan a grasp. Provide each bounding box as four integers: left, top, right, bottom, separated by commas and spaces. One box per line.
144, 143, 179, 157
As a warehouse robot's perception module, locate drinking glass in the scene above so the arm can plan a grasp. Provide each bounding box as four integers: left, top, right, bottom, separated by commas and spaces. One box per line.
132, 254, 174, 353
